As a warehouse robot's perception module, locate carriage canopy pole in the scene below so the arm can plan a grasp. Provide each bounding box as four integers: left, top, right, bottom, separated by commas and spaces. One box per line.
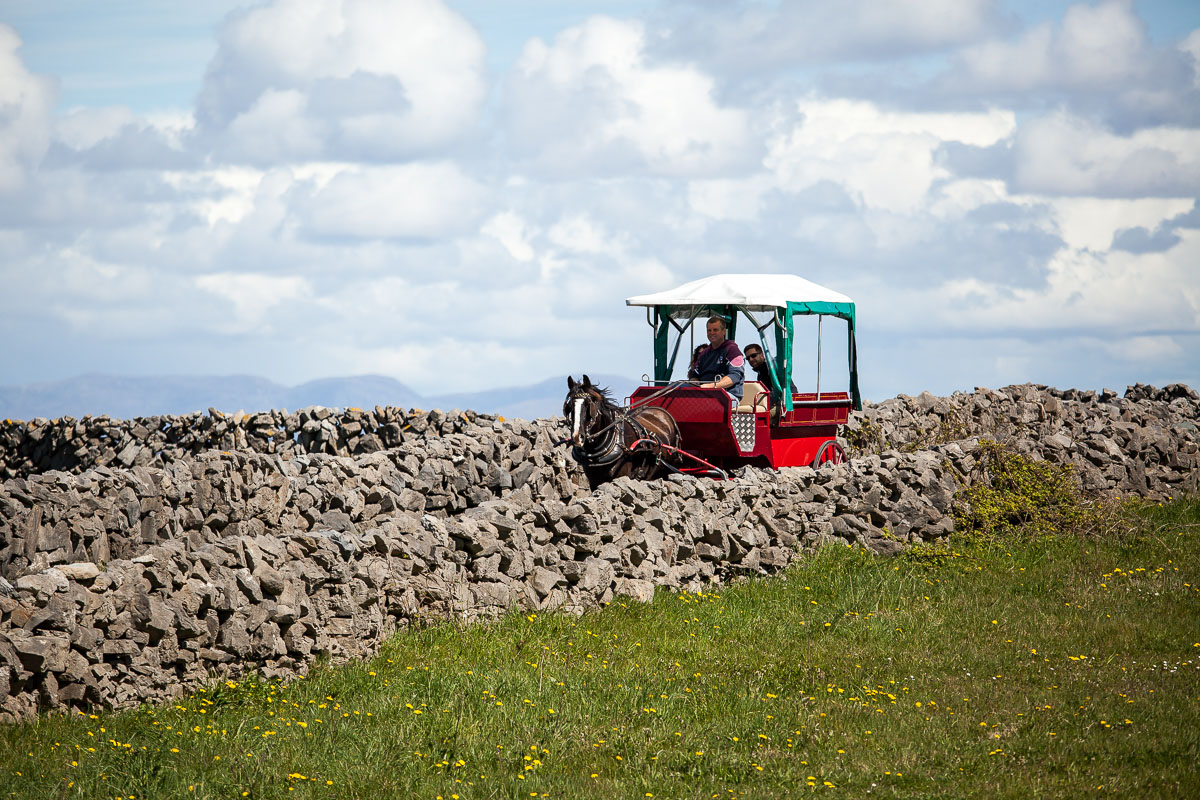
689, 306, 696, 374
651, 308, 669, 383
744, 308, 784, 398
774, 307, 793, 413
665, 316, 692, 379
817, 315, 823, 401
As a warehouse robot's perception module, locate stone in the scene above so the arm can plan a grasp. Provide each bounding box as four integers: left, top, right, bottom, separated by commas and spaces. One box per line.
15, 571, 69, 596
254, 563, 286, 596
866, 537, 904, 557
21, 597, 72, 632
8, 631, 70, 673
529, 567, 565, 598
320, 510, 357, 533
70, 625, 103, 654
101, 640, 140, 658
145, 597, 176, 639
218, 617, 251, 657
57, 562, 102, 582
614, 578, 655, 603
472, 582, 512, 608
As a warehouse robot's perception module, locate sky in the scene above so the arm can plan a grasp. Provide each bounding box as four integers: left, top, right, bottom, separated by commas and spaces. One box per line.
0, 0, 1198, 402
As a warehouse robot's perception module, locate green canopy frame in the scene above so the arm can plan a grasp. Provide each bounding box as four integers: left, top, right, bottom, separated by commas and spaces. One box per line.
648, 301, 861, 412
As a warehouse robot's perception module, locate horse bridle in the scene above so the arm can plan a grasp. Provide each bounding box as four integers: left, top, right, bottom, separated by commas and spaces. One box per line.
570, 392, 614, 456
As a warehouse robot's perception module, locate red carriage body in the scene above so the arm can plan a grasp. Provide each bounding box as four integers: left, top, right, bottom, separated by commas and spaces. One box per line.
627, 385, 850, 470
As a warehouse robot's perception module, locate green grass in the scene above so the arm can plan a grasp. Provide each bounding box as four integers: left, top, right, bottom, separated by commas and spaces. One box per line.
4, 498, 1199, 799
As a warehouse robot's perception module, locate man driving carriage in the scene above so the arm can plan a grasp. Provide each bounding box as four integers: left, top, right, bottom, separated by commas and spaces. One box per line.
689, 316, 745, 401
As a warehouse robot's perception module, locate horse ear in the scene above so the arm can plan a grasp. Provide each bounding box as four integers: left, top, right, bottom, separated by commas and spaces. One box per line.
582, 374, 592, 387
567, 376, 576, 391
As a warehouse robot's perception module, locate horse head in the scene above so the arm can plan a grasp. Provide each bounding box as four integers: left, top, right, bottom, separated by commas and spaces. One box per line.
564, 374, 606, 447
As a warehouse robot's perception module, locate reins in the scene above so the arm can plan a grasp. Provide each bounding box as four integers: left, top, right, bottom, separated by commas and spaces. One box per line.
581, 380, 695, 440
556, 380, 694, 447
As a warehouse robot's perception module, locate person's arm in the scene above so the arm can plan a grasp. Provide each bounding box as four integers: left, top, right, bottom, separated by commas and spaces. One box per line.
723, 343, 745, 396
702, 343, 744, 393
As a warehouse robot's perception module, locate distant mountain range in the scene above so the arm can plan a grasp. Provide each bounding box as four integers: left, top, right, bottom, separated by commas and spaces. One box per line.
0, 373, 642, 422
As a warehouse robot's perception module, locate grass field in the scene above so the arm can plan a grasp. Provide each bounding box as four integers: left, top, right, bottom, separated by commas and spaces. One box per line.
3, 497, 1198, 799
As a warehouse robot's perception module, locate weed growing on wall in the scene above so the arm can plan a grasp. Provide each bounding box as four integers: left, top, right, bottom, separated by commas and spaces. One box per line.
953, 439, 1096, 540
842, 417, 885, 454
844, 408, 971, 457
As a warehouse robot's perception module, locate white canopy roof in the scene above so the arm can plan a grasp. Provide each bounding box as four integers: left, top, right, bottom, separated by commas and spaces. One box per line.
626, 273, 853, 311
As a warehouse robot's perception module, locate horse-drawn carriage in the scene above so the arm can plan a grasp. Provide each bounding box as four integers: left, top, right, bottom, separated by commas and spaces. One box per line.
566, 274, 861, 483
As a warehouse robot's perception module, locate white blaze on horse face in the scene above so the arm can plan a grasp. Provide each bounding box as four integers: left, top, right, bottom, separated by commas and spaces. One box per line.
572, 398, 584, 439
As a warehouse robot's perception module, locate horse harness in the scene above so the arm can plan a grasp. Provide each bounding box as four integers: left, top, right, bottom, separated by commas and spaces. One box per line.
573, 402, 661, 471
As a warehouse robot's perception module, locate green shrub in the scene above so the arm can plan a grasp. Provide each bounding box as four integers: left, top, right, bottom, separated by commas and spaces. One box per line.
843, 416, 885, 453
953, 439, 1097, 540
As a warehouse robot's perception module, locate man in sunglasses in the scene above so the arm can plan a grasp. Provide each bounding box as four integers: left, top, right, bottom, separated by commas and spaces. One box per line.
744, 343, 797, 394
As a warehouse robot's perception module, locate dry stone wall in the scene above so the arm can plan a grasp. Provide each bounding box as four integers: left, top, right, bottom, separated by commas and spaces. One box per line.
0, 406, 488, 480
848, 382, 1200, 499
0, 384, 1197, 721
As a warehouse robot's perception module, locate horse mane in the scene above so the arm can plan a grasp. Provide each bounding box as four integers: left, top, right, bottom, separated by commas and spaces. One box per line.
590, 385, 626, 418
570, 380, 618, 405
591, 384, 616, 404
565, 377, 623, 420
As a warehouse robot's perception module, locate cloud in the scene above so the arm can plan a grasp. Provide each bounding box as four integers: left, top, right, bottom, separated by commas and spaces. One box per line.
53, 106, 136, 151
954, 0, 1149, 89
866, 329, 1198, 398
1184, 29, 1200, 88
687, 175, 774, 222
0, 165, 185, 234
1011, 111, 1200, 197
0, 24, 56, 192
865, 233, 1200, 337
1110, 199, 1199, 253
481, 211, 535, 262
294, 161, 488, 240
47, 107, 197, 171
764, 98, 1015, 212
194, 272, 312, 333
935, 1, 1200, 128
1101, 334, 1185, 363
196, 0, 486, 163
0, 241, 220, 343
1110, 225, 1180, 254
1036, 196, 1193, 252
506, 16, 756, 177
653, 0, 1005, 72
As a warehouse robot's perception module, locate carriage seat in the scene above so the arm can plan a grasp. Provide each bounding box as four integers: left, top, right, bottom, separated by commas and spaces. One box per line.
735, 381, 770, 414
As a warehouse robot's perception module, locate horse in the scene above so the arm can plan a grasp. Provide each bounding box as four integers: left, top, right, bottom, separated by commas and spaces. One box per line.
563, 375, 683, 488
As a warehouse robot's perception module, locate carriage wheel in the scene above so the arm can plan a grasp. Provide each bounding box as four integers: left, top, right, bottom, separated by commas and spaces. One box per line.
812, 440, 846, 468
